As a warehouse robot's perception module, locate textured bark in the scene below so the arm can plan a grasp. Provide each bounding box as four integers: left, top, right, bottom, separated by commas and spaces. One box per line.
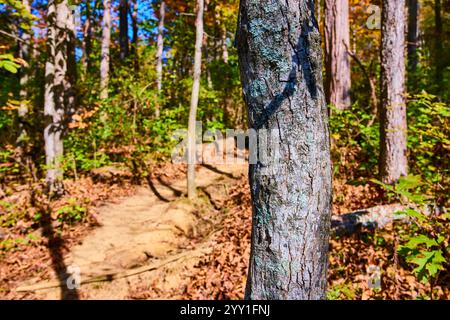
100, 0, 111, 100
18, 0, 31, 143
407, 0, 419, 73
119, 0, 129, 60
324, 0, 351, 109
380, 0, 408, 185
44, 0, 76, 196
155, 0, 165, 117
237, 0, 332, 300
187, 0, 204, 199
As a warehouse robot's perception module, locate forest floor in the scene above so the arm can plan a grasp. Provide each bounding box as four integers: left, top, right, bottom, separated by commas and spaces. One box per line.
1, 162, 448, 300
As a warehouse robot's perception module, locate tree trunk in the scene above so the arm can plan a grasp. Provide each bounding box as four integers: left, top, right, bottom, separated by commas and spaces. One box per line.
434, 0, 443, 92
155, 0, 165, 117
380, 0, 408, 185
82, 1, 92, 71
119, 0, 129, 60
131, 0, 138, 70
100, 0, 111, 100
407, 0, 419, 73
237, 0, 332, 300
44, 0, 76, 196
221, 26, 229, 64
187, 0, 204, 199
324, 0, 351, 110
18, 0, 31, 144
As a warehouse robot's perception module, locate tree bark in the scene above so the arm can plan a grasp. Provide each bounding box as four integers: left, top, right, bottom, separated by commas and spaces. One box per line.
131, 0, 138, 70
81, 1, 92, 71
380, 0, 408, 185
187, 0, 204, 199
237, 0, 332, 300
100, 0, 111, 100
18, 0, 31, 144
434, 0, 443, 92
407, 0, 419, 73
44, 0, 76, 196
155, 0, 165, 117
324, 0, 351, 110
119, 0, 129, 60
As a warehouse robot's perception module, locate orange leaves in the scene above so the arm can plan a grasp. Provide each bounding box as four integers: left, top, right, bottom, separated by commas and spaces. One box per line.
69, 105, 99, 129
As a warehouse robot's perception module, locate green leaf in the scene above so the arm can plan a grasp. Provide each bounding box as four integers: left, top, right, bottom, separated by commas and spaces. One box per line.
396, 175, 423, 192
401, 208, 427, 222
405, 235, 438, 249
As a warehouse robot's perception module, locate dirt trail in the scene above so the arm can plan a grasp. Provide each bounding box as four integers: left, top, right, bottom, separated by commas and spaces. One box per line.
24, 163, 246, 299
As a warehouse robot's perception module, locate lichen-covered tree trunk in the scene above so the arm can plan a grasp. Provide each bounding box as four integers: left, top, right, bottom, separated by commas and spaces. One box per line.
187, 0, 204, 199
44, 0, 76, 196
324, 0, 351, 110
380, 0, 408, 184
119, 0, 129, 60
155, 0, 166, 117
237, 0, 332, 300
100, 0, 111, 100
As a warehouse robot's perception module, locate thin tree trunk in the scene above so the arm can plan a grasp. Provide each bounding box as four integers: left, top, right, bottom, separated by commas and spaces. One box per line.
131, 0, 138, 70
100, 0, 111, 100
407, 0, 419, 73
434, 0, 443, 92
324, 0, 351, 110
237, 0, 332, 299
221, 26, 229, 64
119, 0, 129, 60
155, 0, 165, 117
81, 1, 92, 71
187, 0, 204, 199
380, 0, 408, 184
18, 0, 31, 144
44, 0, 76, 196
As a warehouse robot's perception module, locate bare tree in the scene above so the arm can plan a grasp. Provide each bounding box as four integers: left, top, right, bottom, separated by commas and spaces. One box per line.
119, 0, 129, 60
100, 0, 111, 100
237, 0, 332, 299
324, 0, 352, 110
187, 0, 204, 199
155, 0, 166, 117
18, 0, 31, 144
380, 0, 408, 184
44, 0, 76, 195
407, 0, 420, 73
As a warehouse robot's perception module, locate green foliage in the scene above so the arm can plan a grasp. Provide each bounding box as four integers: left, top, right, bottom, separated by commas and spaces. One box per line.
374, 175, 449, 286
56, 199, 87, 226
0, 54, 20, 73
329, 103, 380, 179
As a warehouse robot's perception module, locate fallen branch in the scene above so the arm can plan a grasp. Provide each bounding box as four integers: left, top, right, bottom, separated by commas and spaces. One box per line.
331, 204, 406, 236
16, 248, 206, 292
331, 203, 446, 237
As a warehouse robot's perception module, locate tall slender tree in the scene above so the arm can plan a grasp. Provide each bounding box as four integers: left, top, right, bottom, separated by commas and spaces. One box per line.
434, 0, 443, 92
44, 0, 76, 195
18, 0, 31, 144
237, 0, 332, 299
155, 0, 166, 117
324, 0, 351, 110
100, 0, 111, 100
380, 0, 408, 184
187, 0, 204, 199
81, 1, 92, 71
407, 0, 419, 73
119, 0, 129, 60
